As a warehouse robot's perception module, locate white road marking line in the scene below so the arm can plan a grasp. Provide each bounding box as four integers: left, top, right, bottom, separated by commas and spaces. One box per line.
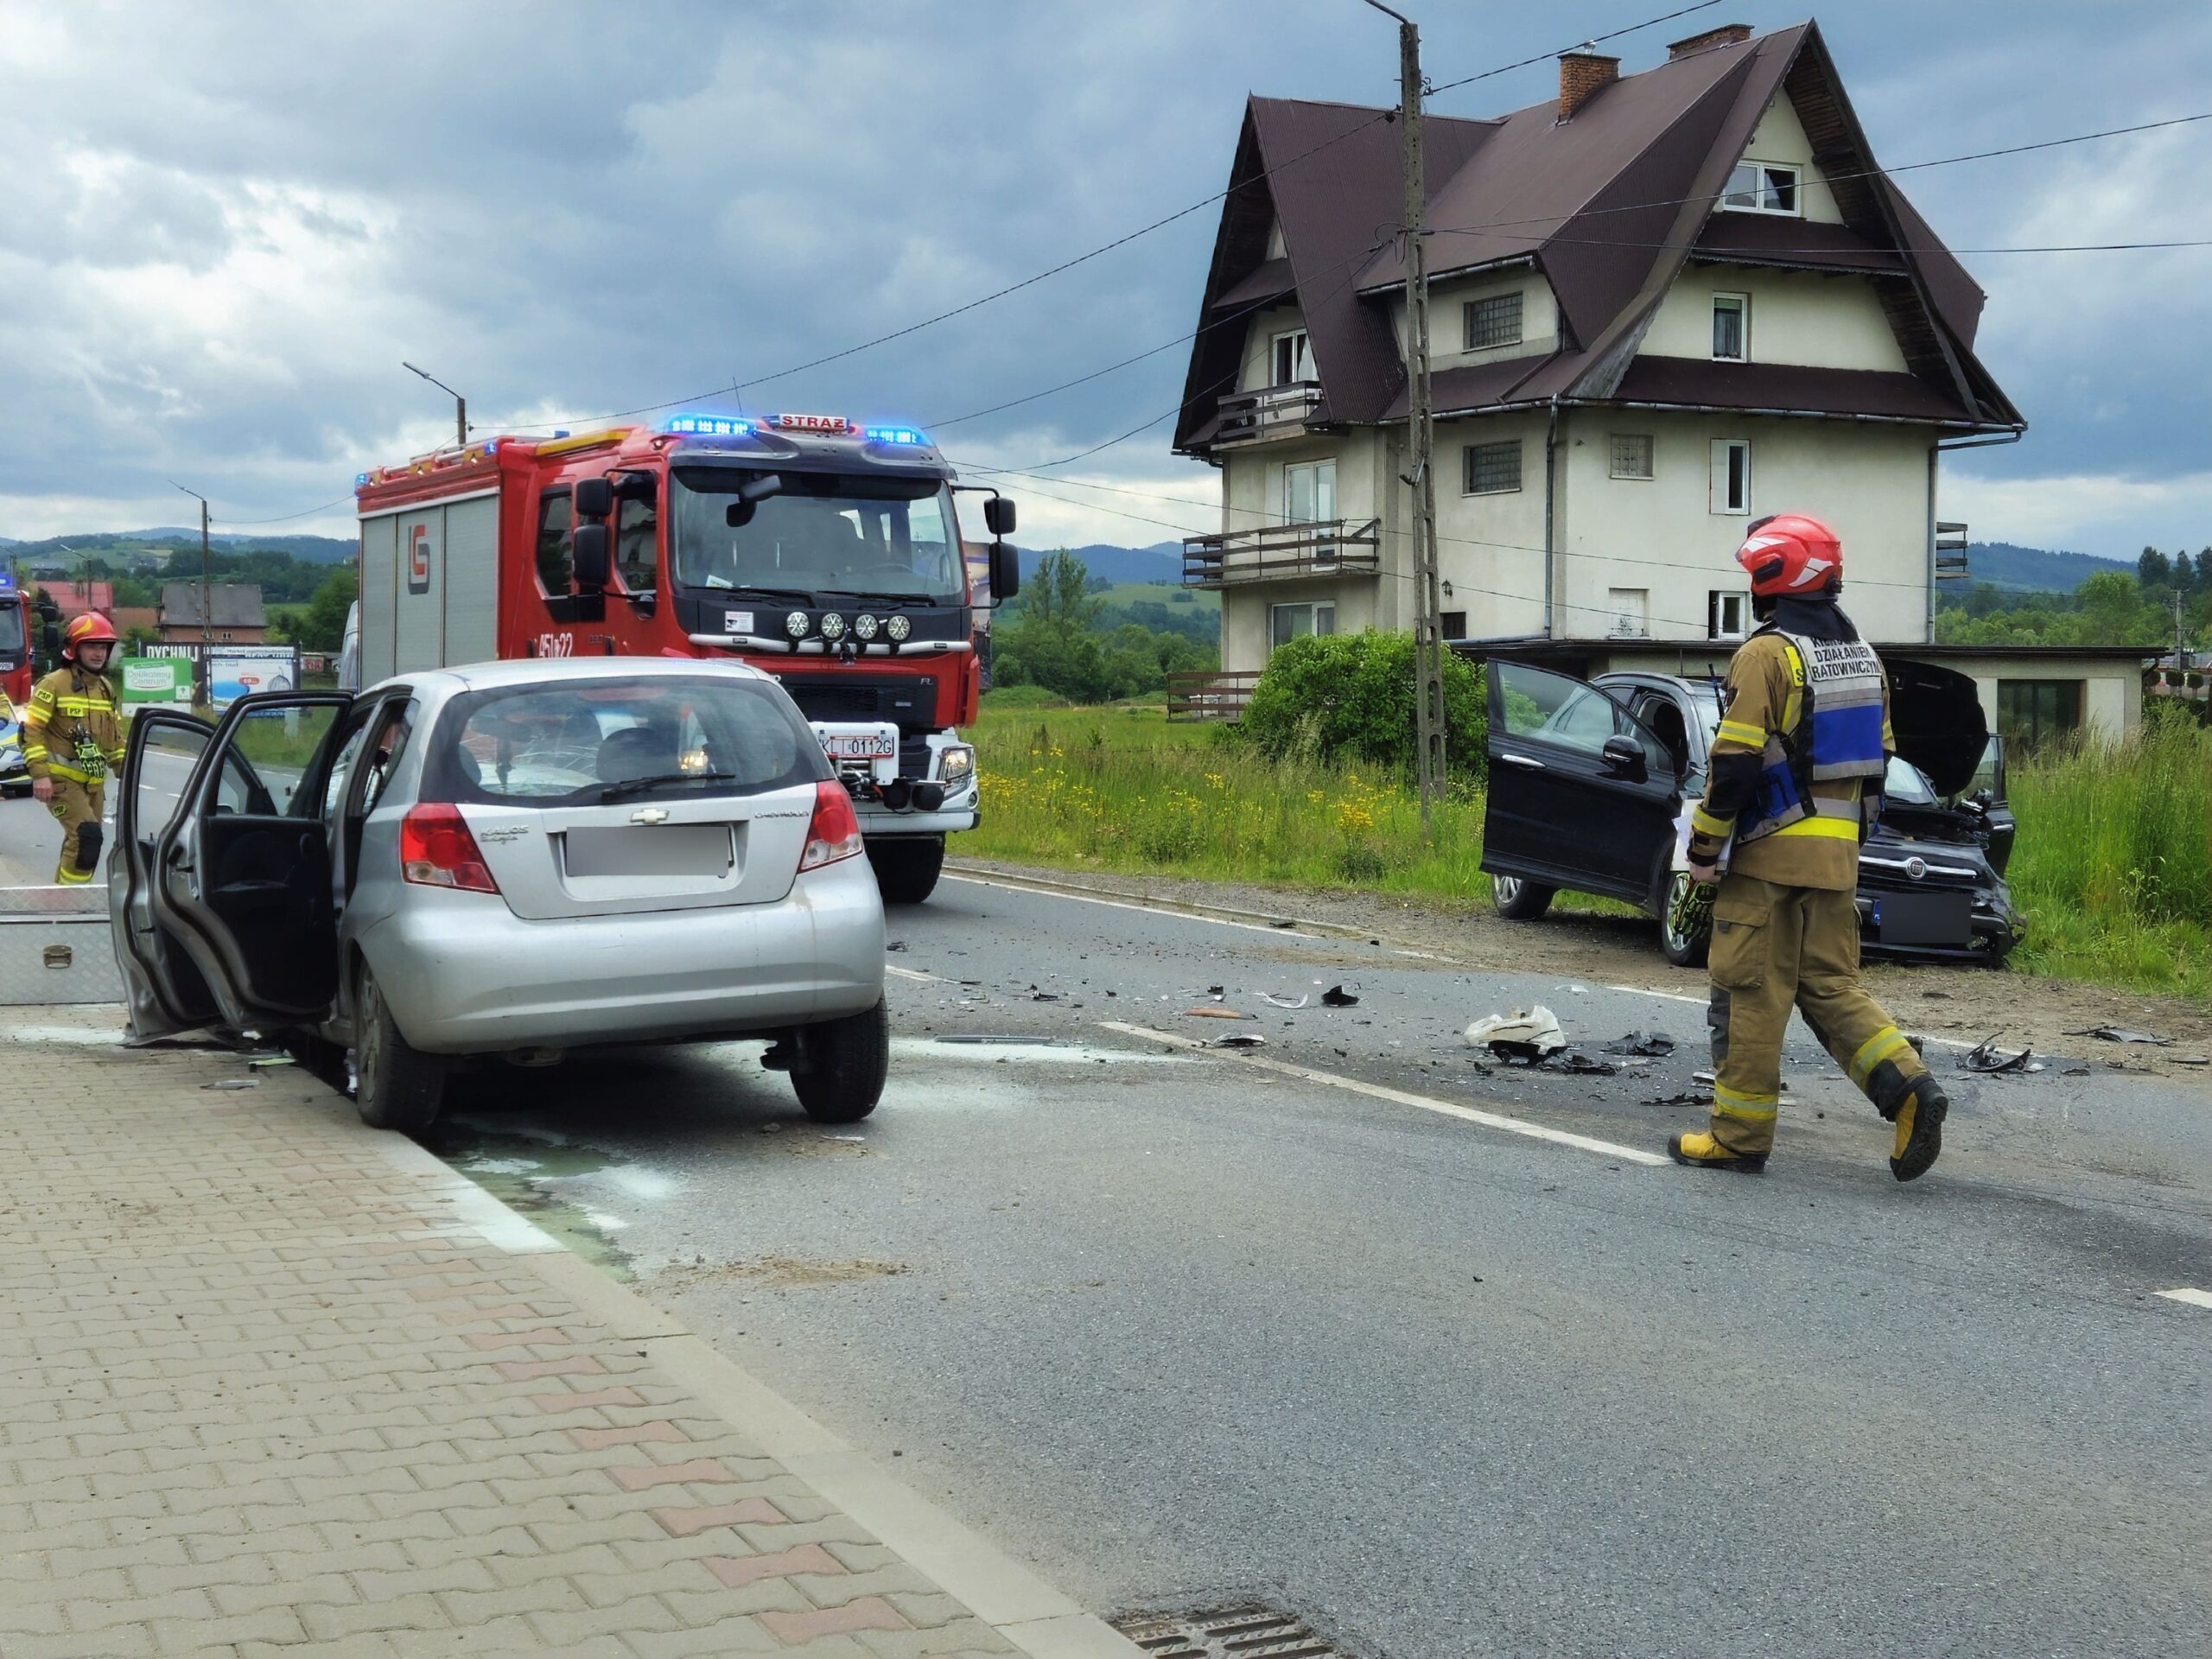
944, 873, 1326, 941
1096, 1020, 1669, 1166
885, 964, 942, 983
1602, 983, 1981, 1052
2154, 1287, 2212, 1311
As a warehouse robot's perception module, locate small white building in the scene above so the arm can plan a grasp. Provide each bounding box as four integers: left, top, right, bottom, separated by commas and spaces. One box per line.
1173, 19, 2144, 740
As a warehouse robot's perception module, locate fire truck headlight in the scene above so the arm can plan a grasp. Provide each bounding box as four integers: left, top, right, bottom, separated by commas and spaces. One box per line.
785, 611, 810, 639
886, 614, 912, 642
937, 745, 975, 789
820, 613, 846, 642
854, 613, 879, 641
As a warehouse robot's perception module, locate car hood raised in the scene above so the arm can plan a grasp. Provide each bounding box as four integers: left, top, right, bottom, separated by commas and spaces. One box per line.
1884, 658, 1986, 798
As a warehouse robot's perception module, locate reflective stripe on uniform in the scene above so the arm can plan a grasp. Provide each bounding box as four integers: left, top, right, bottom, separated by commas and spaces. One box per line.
1691, 804, 1734, 839
1713, 1081, 1779, 1122
1848, 1026, 1914, 1090
54, 867, 95, 885
41, 764, 99, 784
1714, 718, 1765, 750
1769, 815, 1861, 843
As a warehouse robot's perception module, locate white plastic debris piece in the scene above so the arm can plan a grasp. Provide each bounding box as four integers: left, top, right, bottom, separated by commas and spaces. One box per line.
1465, 1005, 1566, 1061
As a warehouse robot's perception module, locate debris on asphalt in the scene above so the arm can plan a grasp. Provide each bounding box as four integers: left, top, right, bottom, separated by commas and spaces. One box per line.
2174, 1055, 2210, 1067
247, 1056, 296, 1069
1269, 918, 1297, 929
1185, 1007, 1256, 1020
1547, 1052, 1618, 1077
1321, 984, 1360, 1007
2063, 1025, 2171, 1046
886, 940, 907, 952
1692, 1070, 1716, 1085
1028, 990, 1061, 1002
2063, 1066, 2092, 1077
1465, 1006, 1565, 1063
1602, 1031, 1676, 1058
201, 1079, 258, 1090
1964, 1036, 2036, 1075
1920, 989, 1952, 1000
1206, 984, 1225, 996
1642, 1090, 1709, 1108
1205, 1033, 1267, 1049
1261, 992, 1310, 1009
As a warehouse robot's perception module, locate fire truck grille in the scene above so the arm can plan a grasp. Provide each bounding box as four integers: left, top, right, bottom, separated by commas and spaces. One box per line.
780, 675, 938, 726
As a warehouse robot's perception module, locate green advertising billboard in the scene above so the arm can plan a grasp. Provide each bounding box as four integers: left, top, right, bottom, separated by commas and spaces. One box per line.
119, 656, 194, 706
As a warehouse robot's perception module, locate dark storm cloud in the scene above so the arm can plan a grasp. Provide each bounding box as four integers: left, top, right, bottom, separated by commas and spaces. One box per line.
1, 1, 2208, 553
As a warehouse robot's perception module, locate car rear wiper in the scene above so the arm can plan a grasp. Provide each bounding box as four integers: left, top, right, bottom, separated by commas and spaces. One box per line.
596, 771, 741, 803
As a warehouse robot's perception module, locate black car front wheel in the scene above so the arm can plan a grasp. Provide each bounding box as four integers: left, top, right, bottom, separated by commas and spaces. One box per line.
1660, 872, 1713, 969
791, 1001, 890, 1124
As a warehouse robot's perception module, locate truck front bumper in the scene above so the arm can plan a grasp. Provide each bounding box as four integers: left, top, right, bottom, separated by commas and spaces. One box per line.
855, 781, 977, 838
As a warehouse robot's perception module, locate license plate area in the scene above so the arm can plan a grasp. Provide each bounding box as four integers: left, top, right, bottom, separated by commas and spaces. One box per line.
822, 734, 897, 762
1872, 890, 1973, 947
564, 824, 734, 878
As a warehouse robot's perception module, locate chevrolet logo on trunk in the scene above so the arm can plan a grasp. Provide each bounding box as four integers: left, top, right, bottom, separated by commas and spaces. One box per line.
630, 808, 671, 825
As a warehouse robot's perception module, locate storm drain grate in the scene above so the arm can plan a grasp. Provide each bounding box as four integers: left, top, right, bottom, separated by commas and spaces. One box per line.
1113, 1605, 1347, 1659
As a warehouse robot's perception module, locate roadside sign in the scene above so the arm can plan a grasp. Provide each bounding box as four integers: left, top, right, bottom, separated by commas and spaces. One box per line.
207, 645, 298, 710
118, 656, 194, 705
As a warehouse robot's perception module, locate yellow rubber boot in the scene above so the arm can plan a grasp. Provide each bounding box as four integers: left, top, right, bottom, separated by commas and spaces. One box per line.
1888, 1078, 1949, 1183
1667, 1130, 1768, 1173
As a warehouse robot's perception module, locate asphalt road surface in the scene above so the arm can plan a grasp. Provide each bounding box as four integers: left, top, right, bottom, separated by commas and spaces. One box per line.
418, 869, 2212, 1659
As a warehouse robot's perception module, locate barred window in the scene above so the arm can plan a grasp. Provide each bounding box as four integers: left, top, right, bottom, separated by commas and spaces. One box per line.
1463, 293, 1523, 351
1463, 439, 1522, 495
1609, 434, 1654, 479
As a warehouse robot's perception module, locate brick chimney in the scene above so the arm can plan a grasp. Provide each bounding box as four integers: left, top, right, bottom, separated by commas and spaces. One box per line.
1667, 23, 1752, 61
1557, 52, 1619, 120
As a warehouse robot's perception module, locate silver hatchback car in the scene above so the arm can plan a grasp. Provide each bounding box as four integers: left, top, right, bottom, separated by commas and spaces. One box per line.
110, 658, 888, 1130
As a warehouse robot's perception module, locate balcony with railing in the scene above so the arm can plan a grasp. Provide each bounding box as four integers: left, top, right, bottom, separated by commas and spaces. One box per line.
1212, 381, 1325, 447
1935, 520, 1970, 580
1182, 518, 1382, 588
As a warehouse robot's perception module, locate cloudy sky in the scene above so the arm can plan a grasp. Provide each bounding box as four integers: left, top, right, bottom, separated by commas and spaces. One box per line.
2, 0, 2207, 559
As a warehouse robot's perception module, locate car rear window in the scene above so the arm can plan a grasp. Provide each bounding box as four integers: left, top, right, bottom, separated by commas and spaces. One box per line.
421, 675, 829, 807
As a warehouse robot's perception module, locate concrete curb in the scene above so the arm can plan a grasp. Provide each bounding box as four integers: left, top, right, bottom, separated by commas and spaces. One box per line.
372, 1128, 1142, 1659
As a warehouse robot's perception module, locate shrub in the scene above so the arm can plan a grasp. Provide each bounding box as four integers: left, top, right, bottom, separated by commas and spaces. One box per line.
1240, 631, 1485, 778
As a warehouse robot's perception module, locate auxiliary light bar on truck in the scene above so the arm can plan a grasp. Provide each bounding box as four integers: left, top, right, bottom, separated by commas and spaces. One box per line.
663, 413, 931, 446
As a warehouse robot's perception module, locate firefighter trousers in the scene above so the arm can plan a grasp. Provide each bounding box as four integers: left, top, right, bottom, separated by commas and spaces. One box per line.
1706, 872, 1929, 1156
47, 778, 106, 886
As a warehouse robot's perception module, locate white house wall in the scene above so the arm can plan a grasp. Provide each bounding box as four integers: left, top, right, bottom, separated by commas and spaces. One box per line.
1555, 409, 1934, 645
1395, 268, 1562, 372
1642, 265, 1909, 372
1433, 413, 1550, 639
1240, 303, 1308, 392
1736, 92, 1846, 224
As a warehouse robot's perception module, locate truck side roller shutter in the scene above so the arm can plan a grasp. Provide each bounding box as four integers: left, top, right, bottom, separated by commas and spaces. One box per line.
358, 513, 399, 685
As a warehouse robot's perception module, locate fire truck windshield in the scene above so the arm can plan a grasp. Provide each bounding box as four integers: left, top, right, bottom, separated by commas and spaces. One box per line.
671, 467, 963, 604
0, 602, 24, 655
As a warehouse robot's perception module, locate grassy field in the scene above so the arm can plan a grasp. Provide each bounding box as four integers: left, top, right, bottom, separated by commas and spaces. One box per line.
967, 691, 2212, 1001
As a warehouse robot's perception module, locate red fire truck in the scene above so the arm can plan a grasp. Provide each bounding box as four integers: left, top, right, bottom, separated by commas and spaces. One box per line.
353, 413, 1018, 904
0, 574, 29, 708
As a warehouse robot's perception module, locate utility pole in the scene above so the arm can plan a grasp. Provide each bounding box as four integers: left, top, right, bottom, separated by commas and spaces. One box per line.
172, 484, 213, 675
403, 361, 468, 448
1365, 0, 1444, 829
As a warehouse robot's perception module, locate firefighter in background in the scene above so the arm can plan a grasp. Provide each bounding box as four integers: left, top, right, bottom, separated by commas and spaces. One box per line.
1672, 515, 1951, 1181
23, 613, 126, 887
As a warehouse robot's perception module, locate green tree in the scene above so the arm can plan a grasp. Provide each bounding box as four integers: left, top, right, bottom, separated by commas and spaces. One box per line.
1240, 631, 1485, 778
281, 566, 357, 655
2139, 547, 2172, 589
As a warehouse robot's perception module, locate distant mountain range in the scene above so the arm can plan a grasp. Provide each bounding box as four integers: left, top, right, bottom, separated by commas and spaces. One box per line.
1019, 543, 1183, 585
1, 530, 356, 564
1958, 542, 2131, 594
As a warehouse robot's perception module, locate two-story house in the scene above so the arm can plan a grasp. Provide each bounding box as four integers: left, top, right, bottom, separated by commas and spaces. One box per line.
1173, 19, 2147, 741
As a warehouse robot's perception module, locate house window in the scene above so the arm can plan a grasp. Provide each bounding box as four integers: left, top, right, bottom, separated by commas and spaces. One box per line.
1606, 588, 1650, 639
1463, 293, 1523, 351
1720, 161, 1800, 215
1712, 293, 1748, 361
1441, 611, 1468, 640
1463, 439, 1522, 496
1997, 680, 2083, 753
1283, 460, 1336, 525
1707, 590, 1750, 640
1609, 434, 1654, 480
536, 491, 574, 594
1272, 328, 1313, 385
1710, 439, 1751, 515
1270, 601, 1336, 650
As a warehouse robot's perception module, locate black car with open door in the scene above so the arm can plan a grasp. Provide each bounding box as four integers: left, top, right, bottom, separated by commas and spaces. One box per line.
1478, 657, 2022, 967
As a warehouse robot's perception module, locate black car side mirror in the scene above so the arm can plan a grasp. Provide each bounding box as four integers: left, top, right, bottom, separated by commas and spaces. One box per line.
574, 476, 613, 519
988, 539, 1020, 603
983, 496, 1015, 537
573, 524, 611, 589
1600, 734, 1648, 782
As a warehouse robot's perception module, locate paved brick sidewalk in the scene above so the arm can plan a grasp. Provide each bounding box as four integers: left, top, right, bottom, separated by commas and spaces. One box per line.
0, 1021, 1114, 1659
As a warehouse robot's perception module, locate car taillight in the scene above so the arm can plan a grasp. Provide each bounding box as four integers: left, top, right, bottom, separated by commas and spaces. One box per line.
400, 803, 499, 893
799, 779, 864, 872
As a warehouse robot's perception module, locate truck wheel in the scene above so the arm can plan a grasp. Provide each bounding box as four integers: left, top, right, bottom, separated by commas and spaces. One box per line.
1660, 873, 1712, 969
868, 836, 944, 905
1491, 874, 1555, 921
791, 1001, 889, 1124
353, 963, 446, 1133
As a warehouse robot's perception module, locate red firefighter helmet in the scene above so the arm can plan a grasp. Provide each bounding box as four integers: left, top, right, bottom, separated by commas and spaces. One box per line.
1734, 513, 1843, 598
62, 613, 120, 661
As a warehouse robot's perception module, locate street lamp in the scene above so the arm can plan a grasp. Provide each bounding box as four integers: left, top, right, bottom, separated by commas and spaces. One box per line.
403, 362, 469, 448
171, 483, 213, 661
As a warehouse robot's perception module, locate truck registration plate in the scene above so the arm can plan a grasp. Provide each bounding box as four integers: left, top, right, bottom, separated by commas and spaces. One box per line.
822, 734, 897, 761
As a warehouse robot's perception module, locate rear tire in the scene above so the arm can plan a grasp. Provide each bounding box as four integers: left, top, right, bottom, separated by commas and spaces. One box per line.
1491, 874, 1556, 921
868, 836, 944, 905
791, 1001, 889, 1124
1660, 872, 1713, 969
353, 963, 446, 1132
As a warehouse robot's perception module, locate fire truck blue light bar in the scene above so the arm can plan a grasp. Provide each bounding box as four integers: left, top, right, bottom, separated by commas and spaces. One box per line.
862, 425, 927, 445
666, 416, 755, 436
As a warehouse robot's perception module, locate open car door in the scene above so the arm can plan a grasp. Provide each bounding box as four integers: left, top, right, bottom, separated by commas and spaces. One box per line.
143, 693, 353, 1038
1481, 660, 1681, 904
111, 710, 222, 1040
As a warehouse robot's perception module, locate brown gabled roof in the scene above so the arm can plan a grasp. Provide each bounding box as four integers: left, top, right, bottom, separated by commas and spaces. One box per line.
1175, 19, 2021, 450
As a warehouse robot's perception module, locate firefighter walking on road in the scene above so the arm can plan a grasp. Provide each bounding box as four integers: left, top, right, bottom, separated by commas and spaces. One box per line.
23, 613, 126, 887
1672, 515, 1950, 1182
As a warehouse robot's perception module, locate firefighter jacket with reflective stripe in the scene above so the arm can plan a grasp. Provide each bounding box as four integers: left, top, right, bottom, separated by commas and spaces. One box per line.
22, 666, 124, 785
1688, 626, 1893, 891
